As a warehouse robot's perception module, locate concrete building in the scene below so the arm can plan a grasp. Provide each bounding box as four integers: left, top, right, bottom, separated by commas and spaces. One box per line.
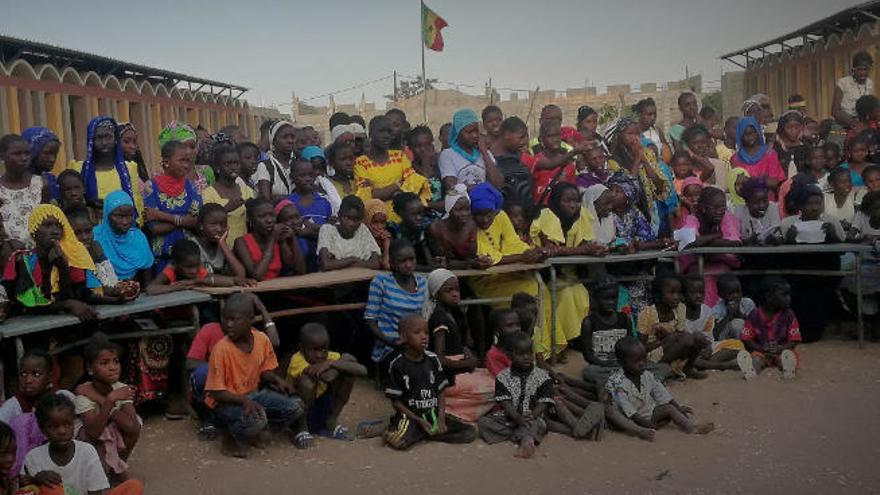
720, 1, 880, 120
0, 35, 251, 173
293, 76, 703, 145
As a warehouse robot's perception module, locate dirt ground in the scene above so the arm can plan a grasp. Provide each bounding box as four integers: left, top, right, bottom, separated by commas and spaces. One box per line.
130, 339, 880, 494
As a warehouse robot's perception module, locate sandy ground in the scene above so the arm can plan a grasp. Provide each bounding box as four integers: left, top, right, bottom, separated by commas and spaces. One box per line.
129, 339, 880, 495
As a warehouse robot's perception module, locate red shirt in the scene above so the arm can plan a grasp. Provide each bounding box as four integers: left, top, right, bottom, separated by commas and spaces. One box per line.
528, 152, 575, 204
187, 323, 226, 361
160, 265, 208, 284
486, 345, 512, 377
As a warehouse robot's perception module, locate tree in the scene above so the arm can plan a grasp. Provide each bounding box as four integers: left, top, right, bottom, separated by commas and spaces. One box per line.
701, 91, 722, 116
386, 76, 438, 101
597, 104, 619, 128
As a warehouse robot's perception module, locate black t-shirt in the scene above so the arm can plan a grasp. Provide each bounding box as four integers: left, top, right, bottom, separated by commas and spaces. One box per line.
385, 352, 449, 418
585, 312, 632, 364
429, 306, 468, 356
495, 154, 534, 207
773, 143, 809, 178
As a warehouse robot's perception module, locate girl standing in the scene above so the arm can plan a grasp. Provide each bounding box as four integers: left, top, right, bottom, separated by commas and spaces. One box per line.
117, 122, 150, 184
21, 127, 60, 201
72, 117, 142, 218
253, 120, 297, 202
157, 121, 213, 193
143, 142, 201, 272
0, 135, 45, 247
731, 116, 785, 198
201, 144, 254, 247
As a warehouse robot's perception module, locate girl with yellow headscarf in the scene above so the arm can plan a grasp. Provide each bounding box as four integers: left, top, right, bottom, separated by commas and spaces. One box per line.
2, 204, 99, 319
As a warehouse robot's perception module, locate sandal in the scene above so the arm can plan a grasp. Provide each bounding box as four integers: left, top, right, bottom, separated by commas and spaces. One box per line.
291, 431, 316, 450
198, 422, 218, 441
318, 425, 352, 441
355, 419, 386, 439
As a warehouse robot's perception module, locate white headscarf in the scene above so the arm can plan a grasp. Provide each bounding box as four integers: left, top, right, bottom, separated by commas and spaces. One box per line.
266, 120, 295, 195
330, 124, 354, 143
583, 184, 615, 245
443, 183, 469, 219
422, 268, 457, 319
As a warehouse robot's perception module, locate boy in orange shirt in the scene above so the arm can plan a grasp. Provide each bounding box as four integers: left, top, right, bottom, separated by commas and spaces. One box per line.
204, 294, 307, 457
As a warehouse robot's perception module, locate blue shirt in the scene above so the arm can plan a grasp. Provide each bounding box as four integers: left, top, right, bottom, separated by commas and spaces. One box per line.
364, 272, 427, 362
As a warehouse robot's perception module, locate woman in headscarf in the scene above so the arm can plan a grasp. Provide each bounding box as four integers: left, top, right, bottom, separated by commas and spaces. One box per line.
21, 126, 61, 201
353, 115, 431, 223
773, 110, 809, 179
426, 184, 483, 269
424, 268, 495, 422
93, 190, 154, 284
582, 183, 615, 247
731, 116, 785, 199
633, 98, 673, 163
467, 183, 559, 358
438, 108, 504, 191
71, 116, 143, 220
3, 204, 100, 320
118, 122, 150, 184
606, 171, 674, 313
530, 182, 607, 346
157, 121, 214, 193
604, 117, 668, 235
253, 121, 297, 202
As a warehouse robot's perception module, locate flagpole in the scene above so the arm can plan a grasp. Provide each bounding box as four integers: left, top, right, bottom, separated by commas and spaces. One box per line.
420, 1, 428, 124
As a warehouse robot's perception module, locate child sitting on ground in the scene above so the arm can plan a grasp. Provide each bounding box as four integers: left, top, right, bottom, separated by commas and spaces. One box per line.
146, 239, 248, 294
22, 394, 144, 495
737, 277, 801, 380
365, 239, 427, 365
477, 331, 553, 458
73, 333, 142, 480
581, 276, 670, 386
735, 177, 782, 245
485, 309, 520, 377
204, 294, 308, 456
384, 315, 476, 450
636, 274, 706, 380
287, 323, 366, 440
711, 273, 756, 344
606, 336, 714, 441
186, 203, 250, 278
0, 350, 76, 477
681, 275, 745, 371
425, 269, 495, 422
186, 293, 278, 440
364, 199, 391, 270
318, 196, 382, 271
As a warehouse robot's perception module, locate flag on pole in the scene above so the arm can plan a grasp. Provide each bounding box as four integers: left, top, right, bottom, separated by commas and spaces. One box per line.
422, 2, 448, 52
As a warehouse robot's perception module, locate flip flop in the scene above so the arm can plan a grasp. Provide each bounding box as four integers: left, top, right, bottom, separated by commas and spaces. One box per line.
780, 350, 797, 380
573, 402, 605, 439
737, 350, 757, 381
355, 419, 386, 439
318, 425, 352, 441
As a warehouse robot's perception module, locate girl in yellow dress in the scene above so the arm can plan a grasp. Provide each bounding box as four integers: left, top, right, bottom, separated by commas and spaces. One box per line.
468, 183, 562, 358
530, 182, 609, 346
353, 116, 430, 223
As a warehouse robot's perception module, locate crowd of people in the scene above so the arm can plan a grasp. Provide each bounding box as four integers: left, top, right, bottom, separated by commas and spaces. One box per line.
0, 49, 874, 493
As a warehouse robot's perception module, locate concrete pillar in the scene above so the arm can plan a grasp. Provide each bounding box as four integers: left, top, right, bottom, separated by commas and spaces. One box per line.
60, 93, 75, 164
6, 87, 21, 134
34, 91, 47, 127
45, 92, 66, 172
0, 87, 8, 136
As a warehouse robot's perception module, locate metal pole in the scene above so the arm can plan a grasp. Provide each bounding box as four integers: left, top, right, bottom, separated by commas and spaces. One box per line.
393, 70, 398, 102
421, 34, 428, 124
856, 251, 865, 349
549, 265, 557, 365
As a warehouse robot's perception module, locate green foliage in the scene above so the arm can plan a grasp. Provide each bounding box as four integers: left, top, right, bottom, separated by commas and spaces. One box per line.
701, 91, 722, 115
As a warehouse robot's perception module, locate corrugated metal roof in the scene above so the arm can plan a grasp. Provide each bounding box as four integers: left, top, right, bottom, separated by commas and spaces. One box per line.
0, 34, 247, 93
720, 1, 880, 68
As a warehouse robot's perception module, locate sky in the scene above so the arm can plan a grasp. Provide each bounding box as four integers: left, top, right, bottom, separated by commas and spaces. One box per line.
2, 0, 864, 111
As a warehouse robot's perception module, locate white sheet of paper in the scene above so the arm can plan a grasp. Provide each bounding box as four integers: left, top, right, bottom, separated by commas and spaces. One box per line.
673, 227, 697, 251
795, 220, 825, 244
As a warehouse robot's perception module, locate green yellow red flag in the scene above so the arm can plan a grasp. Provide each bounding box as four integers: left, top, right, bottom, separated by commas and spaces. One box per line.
422, 2, 448, 52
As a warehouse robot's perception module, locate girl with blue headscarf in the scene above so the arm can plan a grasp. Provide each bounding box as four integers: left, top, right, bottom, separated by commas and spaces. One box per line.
731, 116, 785, 199
71, 116, 144, 219
93, 190, 154, 282
438, 108, 503, 191
21, 126, 61, 200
